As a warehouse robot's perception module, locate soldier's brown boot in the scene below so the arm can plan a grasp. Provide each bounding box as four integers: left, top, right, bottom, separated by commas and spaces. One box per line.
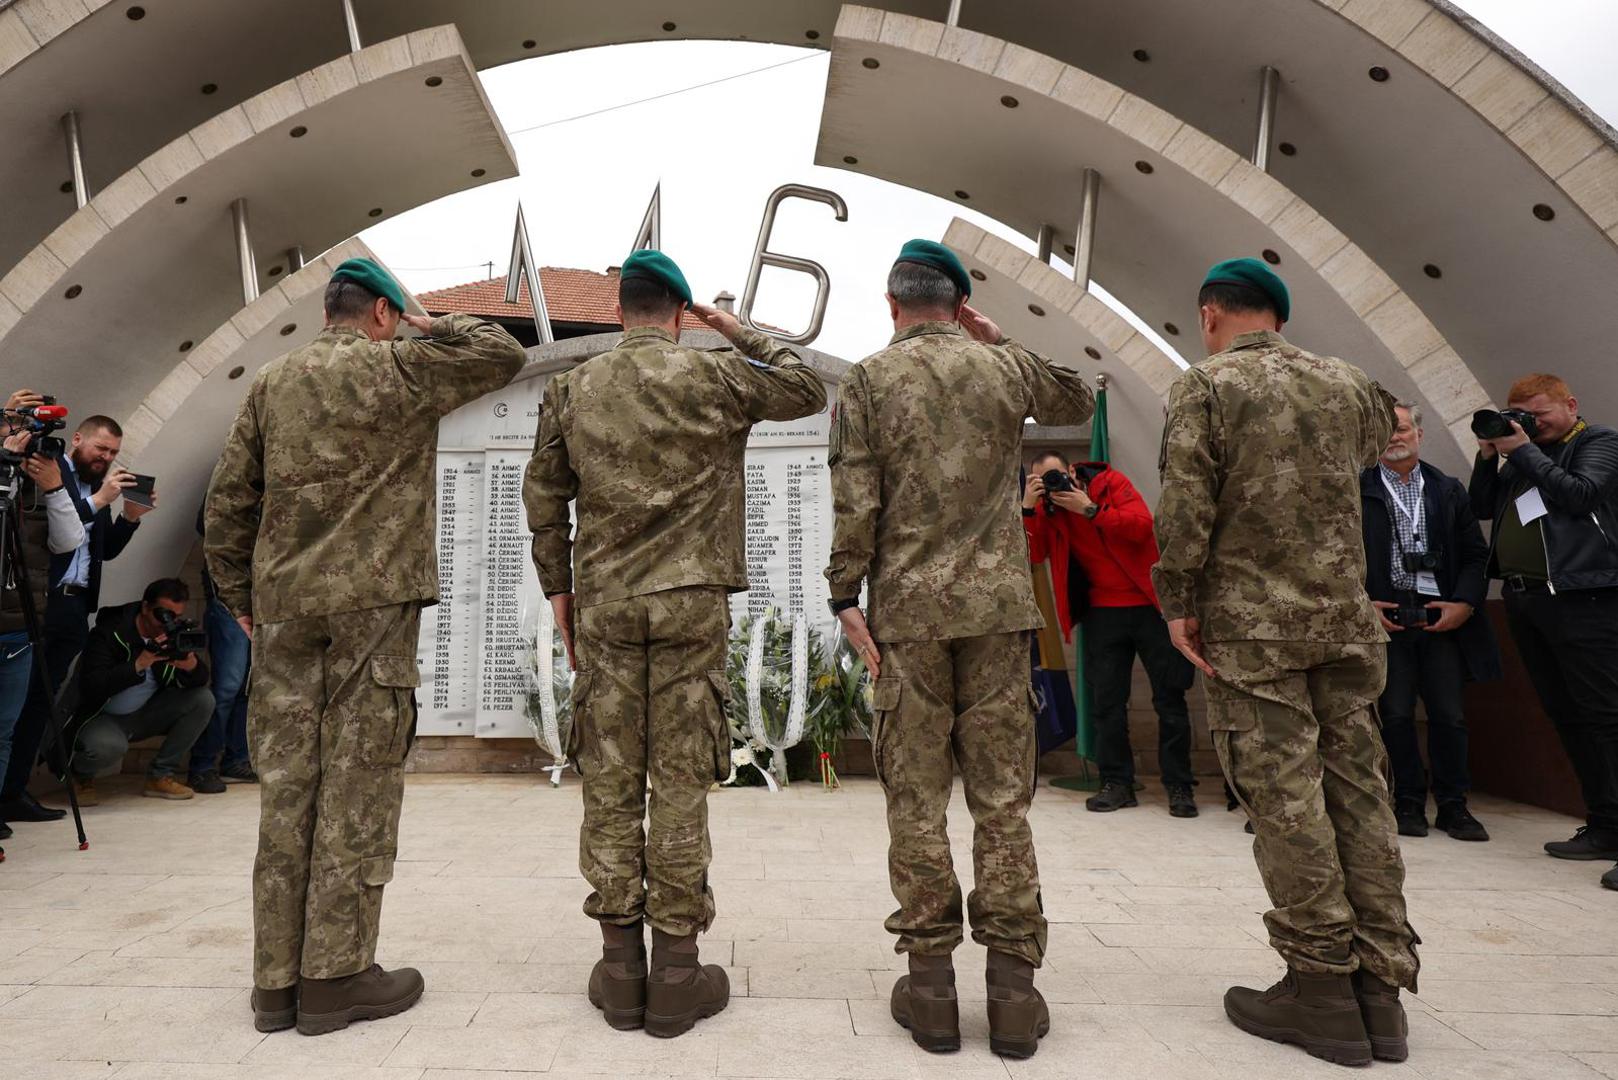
644, 928, 728, 1038
587, 921, 647, 1030
1353, 970, 1409, 1062
986, 949, 1050, 1059
890, 953, 960, 1053
1224, 969, 1372, 1067
250, 985, 296, 1033
296, 964, 424, 1036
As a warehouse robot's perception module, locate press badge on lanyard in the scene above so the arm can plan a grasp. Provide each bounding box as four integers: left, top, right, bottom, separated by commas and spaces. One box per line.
1382, 470, 1440, 597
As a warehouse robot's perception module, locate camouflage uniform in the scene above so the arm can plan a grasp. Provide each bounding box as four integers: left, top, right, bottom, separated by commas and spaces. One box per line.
1153, 329, 1418, 988
523, 323, 825, 934
825, 321, 1094, 965
206, 315, 525, 988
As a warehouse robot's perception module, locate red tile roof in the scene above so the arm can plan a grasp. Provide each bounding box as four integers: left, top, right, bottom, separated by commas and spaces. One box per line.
418, 267, 706, 330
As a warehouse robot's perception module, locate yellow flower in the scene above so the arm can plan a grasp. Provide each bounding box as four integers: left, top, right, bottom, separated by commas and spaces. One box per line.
814, 674, 835, 691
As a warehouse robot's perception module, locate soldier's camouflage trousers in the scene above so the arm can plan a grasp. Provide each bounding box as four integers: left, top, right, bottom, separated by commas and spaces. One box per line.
250, 602, 421, 989
870, 631, 1047, 966
572, 586, 732, 936
1205, 640, 1420, 990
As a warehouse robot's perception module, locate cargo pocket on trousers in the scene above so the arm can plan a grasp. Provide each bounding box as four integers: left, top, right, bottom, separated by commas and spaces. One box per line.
870, 677, 902, 789
360, 854, 395, 887
1206, 697, 1258, 819
706, 671, 734, 782
369, 655, 421, 767
566, 671, 592, 775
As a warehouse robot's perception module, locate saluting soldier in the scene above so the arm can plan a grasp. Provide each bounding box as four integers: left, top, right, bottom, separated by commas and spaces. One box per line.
206, 258, 525, 1036
523, 250, 826, 1038
825, 240, 1094, 1060
1154, 259, 1418, 1067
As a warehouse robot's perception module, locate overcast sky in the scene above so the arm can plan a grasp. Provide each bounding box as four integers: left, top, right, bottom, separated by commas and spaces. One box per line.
361, 4, 1618, 366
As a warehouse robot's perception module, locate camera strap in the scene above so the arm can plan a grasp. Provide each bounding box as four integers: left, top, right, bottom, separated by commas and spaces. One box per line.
1380, 467, 1440, 597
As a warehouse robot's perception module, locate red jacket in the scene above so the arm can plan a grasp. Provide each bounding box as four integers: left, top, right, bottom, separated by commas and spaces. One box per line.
1023, 463, 1161, 639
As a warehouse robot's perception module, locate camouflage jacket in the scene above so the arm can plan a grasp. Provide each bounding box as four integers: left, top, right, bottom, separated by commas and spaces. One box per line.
825, 321, 1095, 643
1152, 329, 1397, 643
205, 315, 525, 624
523, 324, 826, 607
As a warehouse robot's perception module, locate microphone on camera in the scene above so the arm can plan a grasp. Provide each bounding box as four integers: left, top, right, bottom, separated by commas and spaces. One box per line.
28, 405, 68, 421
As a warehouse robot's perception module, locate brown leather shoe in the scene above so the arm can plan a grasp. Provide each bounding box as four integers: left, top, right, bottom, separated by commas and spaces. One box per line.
251, 985, 297, 1033
142, 775, 193, 800
297, 964, 424, 1036
1224, 969, 1372, 1066
587, 921, 647, 1030
644, 928, 728, 1038
986, 949, 1050, 1059
890, 953, 960, 1053
1353, 970, 1409, 1062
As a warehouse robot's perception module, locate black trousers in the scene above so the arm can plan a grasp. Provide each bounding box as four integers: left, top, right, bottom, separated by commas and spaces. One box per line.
1504, 587, 1618, 834
1, 590, 88, 800
1377, 627, 1469, 809
1082, 604, 1196, 786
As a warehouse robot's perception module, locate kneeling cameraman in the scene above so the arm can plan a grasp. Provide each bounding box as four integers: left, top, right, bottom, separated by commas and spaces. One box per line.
68, 578, 212, 803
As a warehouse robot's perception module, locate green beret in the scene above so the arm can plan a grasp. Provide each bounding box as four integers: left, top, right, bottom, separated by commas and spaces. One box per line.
895, 239, 971, 299
331, 257, 407, 313
1202, 257, 1290, 322
620, 249, 692, 306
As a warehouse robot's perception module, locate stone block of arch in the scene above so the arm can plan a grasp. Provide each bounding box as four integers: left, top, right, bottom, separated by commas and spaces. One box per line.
819, 7, 1490, 464
0, 25, 515, 461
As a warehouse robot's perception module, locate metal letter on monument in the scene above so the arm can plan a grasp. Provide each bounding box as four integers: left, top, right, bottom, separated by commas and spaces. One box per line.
739, 183, 848, 346
630, 182, 661, 253
505, 202, 555, 344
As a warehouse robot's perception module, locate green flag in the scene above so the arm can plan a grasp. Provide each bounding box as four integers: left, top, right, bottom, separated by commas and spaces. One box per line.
1072, 384, 1108, 764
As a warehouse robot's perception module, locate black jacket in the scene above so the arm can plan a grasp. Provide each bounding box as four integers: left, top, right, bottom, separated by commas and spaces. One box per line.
70, 602, 209, 732
1468, 422, 1618, 592
1361, 462, 1502, 683
50, 458, 139, 609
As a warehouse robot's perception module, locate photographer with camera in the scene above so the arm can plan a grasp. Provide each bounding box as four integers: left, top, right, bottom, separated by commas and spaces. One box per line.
65, 577, 212, 803
1022, 451, 1198, 818
1468, 374, 1618, 887
1, 413, 155, 825
0, 389, 88, 840
1362, 403, 1499, 842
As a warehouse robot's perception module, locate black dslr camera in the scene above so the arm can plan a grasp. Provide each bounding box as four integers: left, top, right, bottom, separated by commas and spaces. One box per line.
149, 608, 206, 659
1401, 550, 1438, 573
1470, 408, 1538, 441
1041, 468, 1075, 513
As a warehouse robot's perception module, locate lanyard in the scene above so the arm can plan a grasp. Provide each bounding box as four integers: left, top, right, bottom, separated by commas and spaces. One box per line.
1380, 468, 1424, 542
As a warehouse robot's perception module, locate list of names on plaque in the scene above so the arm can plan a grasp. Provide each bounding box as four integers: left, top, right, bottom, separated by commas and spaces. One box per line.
477, 452, 530, 734
731, 447, 834, 634
416, 453, 485, 734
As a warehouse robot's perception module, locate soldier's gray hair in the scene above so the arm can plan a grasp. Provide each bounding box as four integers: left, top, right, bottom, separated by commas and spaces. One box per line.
887, 261, 962, 314
324, 279, 385, 322
1396, 401, 1424, 429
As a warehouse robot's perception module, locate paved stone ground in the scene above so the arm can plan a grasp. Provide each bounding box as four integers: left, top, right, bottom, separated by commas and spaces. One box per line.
1, 773, 1615, 1079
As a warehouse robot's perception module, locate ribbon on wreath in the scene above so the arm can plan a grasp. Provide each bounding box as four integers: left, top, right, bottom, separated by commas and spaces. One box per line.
534, 599, 570, 786
743, 610, 809, 790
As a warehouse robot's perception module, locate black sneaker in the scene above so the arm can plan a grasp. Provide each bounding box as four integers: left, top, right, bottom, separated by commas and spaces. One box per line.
1545, 826, 1618, 861
1395, 803, 1429, 838
1435, 803, 1489, 842
1166, 784, 1199, 818
1085, 781, 1138, 813
188, 770, 227, 795
221, 762, 259, 784
1602, 865, 1618, 891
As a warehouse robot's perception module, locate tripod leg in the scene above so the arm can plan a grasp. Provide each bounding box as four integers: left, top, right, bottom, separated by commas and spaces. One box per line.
2, 496, 87, 850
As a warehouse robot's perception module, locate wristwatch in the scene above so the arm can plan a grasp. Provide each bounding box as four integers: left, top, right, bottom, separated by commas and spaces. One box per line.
827, 596, 859, 616
1082, 504, 1099, 519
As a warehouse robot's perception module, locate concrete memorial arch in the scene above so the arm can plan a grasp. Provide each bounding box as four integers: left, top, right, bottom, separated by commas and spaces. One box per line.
0, 0, 1611, 672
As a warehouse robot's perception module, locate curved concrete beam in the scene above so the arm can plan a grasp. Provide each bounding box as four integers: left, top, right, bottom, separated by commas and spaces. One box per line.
943, 218, 1168, 504
102, 236, 392, 603
0, 26, 515, 448
818, 9, 1488, 466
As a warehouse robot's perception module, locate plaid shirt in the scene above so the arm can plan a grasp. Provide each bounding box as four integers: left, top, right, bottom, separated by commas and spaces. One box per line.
1379, 462, 1427, 591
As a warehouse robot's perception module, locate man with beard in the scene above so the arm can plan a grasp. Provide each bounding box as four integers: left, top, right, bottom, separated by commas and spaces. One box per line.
0, 415, 154, 824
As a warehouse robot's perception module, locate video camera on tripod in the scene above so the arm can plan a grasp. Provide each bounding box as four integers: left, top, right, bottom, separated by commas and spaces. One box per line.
0, 396, 69, 472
